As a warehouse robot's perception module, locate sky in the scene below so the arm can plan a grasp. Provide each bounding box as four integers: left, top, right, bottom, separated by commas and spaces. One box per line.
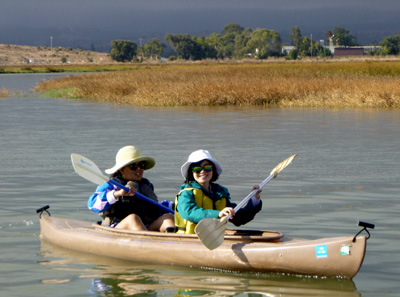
1, 0, 399, 51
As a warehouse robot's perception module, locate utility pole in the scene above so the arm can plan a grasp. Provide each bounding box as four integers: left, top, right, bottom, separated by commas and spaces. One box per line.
50, 36, 53, 64
139, 38, 143, 60
310, 34, 313, 58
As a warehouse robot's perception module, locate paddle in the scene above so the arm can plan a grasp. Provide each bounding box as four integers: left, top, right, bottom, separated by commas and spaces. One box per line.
71, 153, 174, 214
195, 154, 297, 250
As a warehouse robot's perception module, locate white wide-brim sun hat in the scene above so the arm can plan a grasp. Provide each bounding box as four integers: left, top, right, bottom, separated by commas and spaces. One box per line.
181, 149, 222, 179
105, 145, 155, 175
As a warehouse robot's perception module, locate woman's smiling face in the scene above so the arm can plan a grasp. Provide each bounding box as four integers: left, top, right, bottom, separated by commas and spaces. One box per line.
120, 162, 145, 182
192, 160, 213, 188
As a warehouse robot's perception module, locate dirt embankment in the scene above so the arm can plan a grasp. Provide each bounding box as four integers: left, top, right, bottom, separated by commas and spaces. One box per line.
0, 44, 114, 66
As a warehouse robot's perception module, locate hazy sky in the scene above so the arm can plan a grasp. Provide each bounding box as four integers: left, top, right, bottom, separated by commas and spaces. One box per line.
1, 0, 399, 48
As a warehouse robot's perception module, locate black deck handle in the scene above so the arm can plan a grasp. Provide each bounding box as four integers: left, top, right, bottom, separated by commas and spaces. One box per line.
358, 221, 375, 229
353, 220, 375, 242
36, 205, 51, 217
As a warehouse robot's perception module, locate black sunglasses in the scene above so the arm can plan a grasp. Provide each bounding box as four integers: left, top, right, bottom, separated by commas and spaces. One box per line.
128, 161, 146, 170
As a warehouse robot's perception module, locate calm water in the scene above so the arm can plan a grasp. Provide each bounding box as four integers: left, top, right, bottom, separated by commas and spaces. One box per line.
1, 74, 399, 297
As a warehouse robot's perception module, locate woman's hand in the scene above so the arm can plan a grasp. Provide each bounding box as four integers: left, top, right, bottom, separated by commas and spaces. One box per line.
219, 207, 235, 218
115, 185, 135, 198
252, 185, 262, 199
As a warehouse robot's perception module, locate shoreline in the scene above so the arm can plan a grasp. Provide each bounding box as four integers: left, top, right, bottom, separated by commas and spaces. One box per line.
2, 55, 400, 74
2, 43, 400, 74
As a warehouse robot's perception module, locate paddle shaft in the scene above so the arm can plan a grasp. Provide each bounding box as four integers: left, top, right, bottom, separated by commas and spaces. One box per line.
233, 173, 274, 212
220, 173, 274, 223
224, 154, 297, 222
107, 179, 174, 214
108, 179, 130, 192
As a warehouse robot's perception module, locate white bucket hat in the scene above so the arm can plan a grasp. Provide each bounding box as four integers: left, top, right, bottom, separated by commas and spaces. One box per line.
181, 149, 222, 179
105, 146, 155, 175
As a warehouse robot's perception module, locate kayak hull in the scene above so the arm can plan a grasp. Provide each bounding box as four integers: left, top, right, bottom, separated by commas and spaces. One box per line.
39, 215, 366, 278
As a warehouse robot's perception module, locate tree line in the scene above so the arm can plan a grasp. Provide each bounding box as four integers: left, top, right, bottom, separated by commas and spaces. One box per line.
110, 23, 400, 62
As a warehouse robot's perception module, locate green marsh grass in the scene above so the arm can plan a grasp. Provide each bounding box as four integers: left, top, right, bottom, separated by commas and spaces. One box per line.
34, 61, 400, 108
42, 88, 80, 99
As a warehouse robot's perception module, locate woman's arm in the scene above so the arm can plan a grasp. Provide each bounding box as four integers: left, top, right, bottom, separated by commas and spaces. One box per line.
87, 182, 118, 213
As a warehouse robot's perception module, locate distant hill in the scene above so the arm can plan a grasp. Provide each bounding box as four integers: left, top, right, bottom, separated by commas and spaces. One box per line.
0, 44, 113, 66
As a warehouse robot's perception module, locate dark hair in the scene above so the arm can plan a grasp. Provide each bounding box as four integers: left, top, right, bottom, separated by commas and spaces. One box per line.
185, 160, 219, 184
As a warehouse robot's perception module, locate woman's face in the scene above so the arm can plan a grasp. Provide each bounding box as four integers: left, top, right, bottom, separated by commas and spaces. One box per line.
192, 160, 213, 187
120, 161, 146, 182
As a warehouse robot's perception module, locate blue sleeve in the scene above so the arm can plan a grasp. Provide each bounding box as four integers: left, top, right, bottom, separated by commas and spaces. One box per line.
87, 182, 115, 213
176, 190, 220, 224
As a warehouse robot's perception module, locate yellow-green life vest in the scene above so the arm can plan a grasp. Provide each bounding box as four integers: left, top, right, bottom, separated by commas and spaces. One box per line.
175, 188, 227, 234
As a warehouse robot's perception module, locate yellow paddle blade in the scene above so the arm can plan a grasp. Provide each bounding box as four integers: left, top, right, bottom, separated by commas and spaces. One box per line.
270, 154, 297, 177
195, 218, 228, 250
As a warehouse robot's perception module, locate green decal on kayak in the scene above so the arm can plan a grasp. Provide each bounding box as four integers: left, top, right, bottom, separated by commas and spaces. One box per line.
341, 244, 351, 255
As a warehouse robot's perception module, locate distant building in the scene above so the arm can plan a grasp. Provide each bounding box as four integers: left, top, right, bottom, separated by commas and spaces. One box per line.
333, 46, 382, 56
281, 46, 296, 54
334, 47, 365, 56
362, 46, 383, 51
282, 44, 382, 57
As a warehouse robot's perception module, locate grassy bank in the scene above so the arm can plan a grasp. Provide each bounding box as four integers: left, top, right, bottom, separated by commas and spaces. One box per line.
34, 61, 400, 108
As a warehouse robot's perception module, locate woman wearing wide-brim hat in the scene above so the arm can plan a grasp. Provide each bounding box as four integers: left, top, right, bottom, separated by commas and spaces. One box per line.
174, 149, 263, 234
88, 145, 174, 232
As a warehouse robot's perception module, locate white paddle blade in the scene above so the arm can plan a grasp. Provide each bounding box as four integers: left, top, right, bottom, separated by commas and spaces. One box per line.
195, 218, 227, 250
71, 153, 108, 185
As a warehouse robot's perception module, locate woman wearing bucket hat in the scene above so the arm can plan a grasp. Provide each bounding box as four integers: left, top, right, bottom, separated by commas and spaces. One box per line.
174, 149, 262, 234
88, 145, 174, 232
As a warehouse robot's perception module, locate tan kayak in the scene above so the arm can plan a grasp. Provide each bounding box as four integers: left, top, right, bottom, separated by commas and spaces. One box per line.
37, 206, 372, 279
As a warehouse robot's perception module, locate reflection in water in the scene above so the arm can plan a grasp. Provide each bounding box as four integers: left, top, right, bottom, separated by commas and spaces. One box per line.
40, 241, 360, 297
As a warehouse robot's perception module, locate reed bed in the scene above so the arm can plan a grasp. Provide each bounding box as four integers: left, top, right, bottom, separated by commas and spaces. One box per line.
0, 88, 10, 98
34, 61, 400, 108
